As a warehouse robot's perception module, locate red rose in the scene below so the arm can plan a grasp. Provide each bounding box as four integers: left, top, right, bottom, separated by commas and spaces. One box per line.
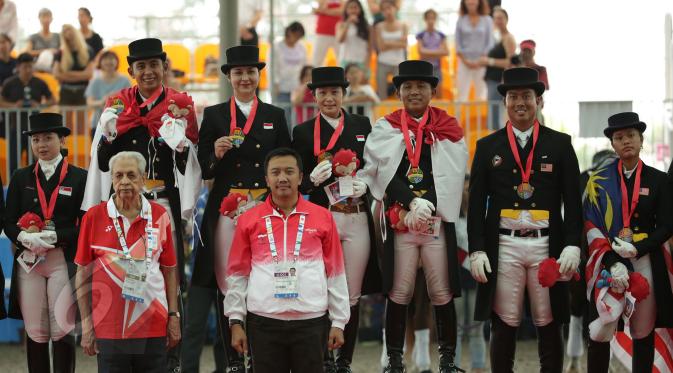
220, 193, 248, 217
17, 212, 45, 232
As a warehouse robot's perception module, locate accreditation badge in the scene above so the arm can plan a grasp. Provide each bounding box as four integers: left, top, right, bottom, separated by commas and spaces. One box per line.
121, 259, 148, 303
273, 263, 299, 299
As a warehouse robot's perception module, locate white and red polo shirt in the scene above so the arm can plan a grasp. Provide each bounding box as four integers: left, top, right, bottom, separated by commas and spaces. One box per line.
75, 196, 176, 340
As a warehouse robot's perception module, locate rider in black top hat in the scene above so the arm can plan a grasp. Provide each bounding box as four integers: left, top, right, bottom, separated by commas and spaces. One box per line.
192, 45, 290, 372
468, 67, 583, 372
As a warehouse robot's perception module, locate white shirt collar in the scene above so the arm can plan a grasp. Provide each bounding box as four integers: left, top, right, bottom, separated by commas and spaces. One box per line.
623, 164, 638, 179
38, 153, 63, 181
320, 112, 341, 129
235, 97, 254, 118
512, 125, 534, 147
139, 86, 164, 110
106, 194, 152, 220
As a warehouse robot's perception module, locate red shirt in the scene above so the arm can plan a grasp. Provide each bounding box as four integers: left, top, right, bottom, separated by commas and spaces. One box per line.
75, 197, 176, 339
316, 0, 342, 36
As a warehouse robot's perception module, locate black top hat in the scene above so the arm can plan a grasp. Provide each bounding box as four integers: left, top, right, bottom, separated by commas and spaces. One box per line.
127, 38, 167, 65
603, 112, 647, 138
307, 67, 349, 90
497, 67, 546, 96
392, 60, 439, 88
220, 46, 266, 75
24, 113, 71, 136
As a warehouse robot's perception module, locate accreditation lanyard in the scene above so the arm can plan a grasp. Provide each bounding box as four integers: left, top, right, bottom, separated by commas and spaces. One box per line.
617, 159, 643, 229
506, 120, 540, 186
313, 110, 346, 157
265, 214, 306, 262
399, 108, 430, 169
34, 158, 69, 223
112, 206, 155, 269
230, 96, 259, 136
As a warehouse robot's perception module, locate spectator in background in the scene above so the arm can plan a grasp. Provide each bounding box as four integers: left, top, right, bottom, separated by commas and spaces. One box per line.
0, 53, 54, 174
455, 0, 493, 102
416, 9, 449, 98
78, 8, 104, 58
336, 0, 371, 69
374, 0, 407, 99
85, 50, 131, 136
273, 21, 307, 124
291, 65, 315, 124
239, 0, 263, 46
480, 6, 515, 130
343, 62, 378, 117
0, 0, 18, 44
313, 0, 345, 66
519, 39, 549, 91
0, 33, 17, 86
368, 0, 401, 25
25, 8, 60, 71
53, 24, 93, 106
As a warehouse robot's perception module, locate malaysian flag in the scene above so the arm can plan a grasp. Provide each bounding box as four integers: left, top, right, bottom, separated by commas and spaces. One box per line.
584, 160, 673, 371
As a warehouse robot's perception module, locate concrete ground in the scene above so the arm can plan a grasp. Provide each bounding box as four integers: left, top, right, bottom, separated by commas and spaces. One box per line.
0, 340, 629, 372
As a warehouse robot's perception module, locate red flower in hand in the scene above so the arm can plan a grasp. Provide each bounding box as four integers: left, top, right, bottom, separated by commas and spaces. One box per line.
17, 212, 44, 232
220, 193, 248, 217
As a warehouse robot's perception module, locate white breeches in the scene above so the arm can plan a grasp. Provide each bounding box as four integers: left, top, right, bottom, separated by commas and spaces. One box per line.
389, 226, 452, 306
493, 234, 553, 327
18, 249, 75, 343
456, 60, 487, 102
331, 211, 371, 306
214, 215, 236, 293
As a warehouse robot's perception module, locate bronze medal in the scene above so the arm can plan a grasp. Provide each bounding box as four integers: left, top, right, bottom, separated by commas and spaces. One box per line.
318, 151, 333, 164
407, 167, 424, 184
231, 127, 245, 147
516, 182, 534, 200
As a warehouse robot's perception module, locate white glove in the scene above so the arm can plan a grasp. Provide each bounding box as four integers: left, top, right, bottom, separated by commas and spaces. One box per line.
99, 107, 119, 140
612, 237, 637, 259
159, 114, 188, 152
310, 160, 333, 186
40, 230, 57, 245
610, 262, 629, 293
352, 179, 367, 198
409, 198, 435, 221
558, 246, 581, 275
403, 209, 423, 231
18, 231, 55, 253
470, 251, 491, 283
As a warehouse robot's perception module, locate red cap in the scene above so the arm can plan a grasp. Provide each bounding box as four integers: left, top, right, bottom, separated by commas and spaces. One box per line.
520, 39, 536, 51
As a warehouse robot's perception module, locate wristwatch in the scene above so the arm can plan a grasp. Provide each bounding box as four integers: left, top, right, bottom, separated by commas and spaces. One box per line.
229, 319, 244, 328
168, 311, 181, 318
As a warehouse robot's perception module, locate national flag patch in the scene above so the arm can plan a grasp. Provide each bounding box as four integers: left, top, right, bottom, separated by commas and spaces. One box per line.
640, 187, 649, 196
263, 123, 273, 129
356, 135, 365, 141
541, 163, 553, 172
59, 186, 73, 196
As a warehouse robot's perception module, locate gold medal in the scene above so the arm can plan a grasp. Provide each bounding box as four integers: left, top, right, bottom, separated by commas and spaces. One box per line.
618, 227, 634, 243
318, 151, 333, 164
407, 167, 424, 184
516, 182, 534, 200
230, 127, 245, 147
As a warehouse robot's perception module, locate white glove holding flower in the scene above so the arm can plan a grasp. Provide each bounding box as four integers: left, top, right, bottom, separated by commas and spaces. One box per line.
610, 262, 629, 293
558, 246, 581, 275
409, 198, 435, 221
160, 113, 189, 152
351, 179, 367, 198
18, 231, 55, 256
612, 237, 637, 259
99, 107, 119, 141
470, 251, 492, 283
310, 160, 333, 186
403, 209, 423, 231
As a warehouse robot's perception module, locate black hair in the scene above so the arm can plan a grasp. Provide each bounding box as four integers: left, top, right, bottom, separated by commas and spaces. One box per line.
79, 7, 93, 21
264, 147, 304, 174
299, 65, 313, 82
285, 21, 305, 39
423, 9, 438, 19
493, 6, 508, 20
97, 50, 119, 69
343, 0, 369, 41
0, 33, 14, 48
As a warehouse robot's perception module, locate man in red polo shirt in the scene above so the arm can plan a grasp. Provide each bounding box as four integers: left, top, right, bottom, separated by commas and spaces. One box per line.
75, 151, 180, 372
223, 147, 350, 373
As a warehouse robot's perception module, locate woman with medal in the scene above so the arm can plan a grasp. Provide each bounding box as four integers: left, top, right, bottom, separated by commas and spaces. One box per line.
4, 113, 87, 373
194, 45, 291, 372
468, 67, 583, 372
292, 66, 381, 373
583, 112, 673, 372
358, 60, 468, 373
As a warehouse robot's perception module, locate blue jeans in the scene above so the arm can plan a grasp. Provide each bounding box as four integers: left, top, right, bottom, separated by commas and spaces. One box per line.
486, 79, 504, 131
454, 287, 486, 369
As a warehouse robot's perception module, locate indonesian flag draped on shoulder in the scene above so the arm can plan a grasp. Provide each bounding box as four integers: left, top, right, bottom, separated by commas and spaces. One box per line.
81, 86, 201, 220
357, 106, 468, 223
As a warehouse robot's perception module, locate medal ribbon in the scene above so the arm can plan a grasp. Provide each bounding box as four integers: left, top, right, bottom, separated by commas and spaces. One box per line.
34, 158, 69, 222
617, 159, 642, 230
313, 110, 346, 157
111, 198, 154, 268
265, 214, 306, 262
506, 120, 540, 185
230, 96, 259, 136
400, 108, 430, 168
